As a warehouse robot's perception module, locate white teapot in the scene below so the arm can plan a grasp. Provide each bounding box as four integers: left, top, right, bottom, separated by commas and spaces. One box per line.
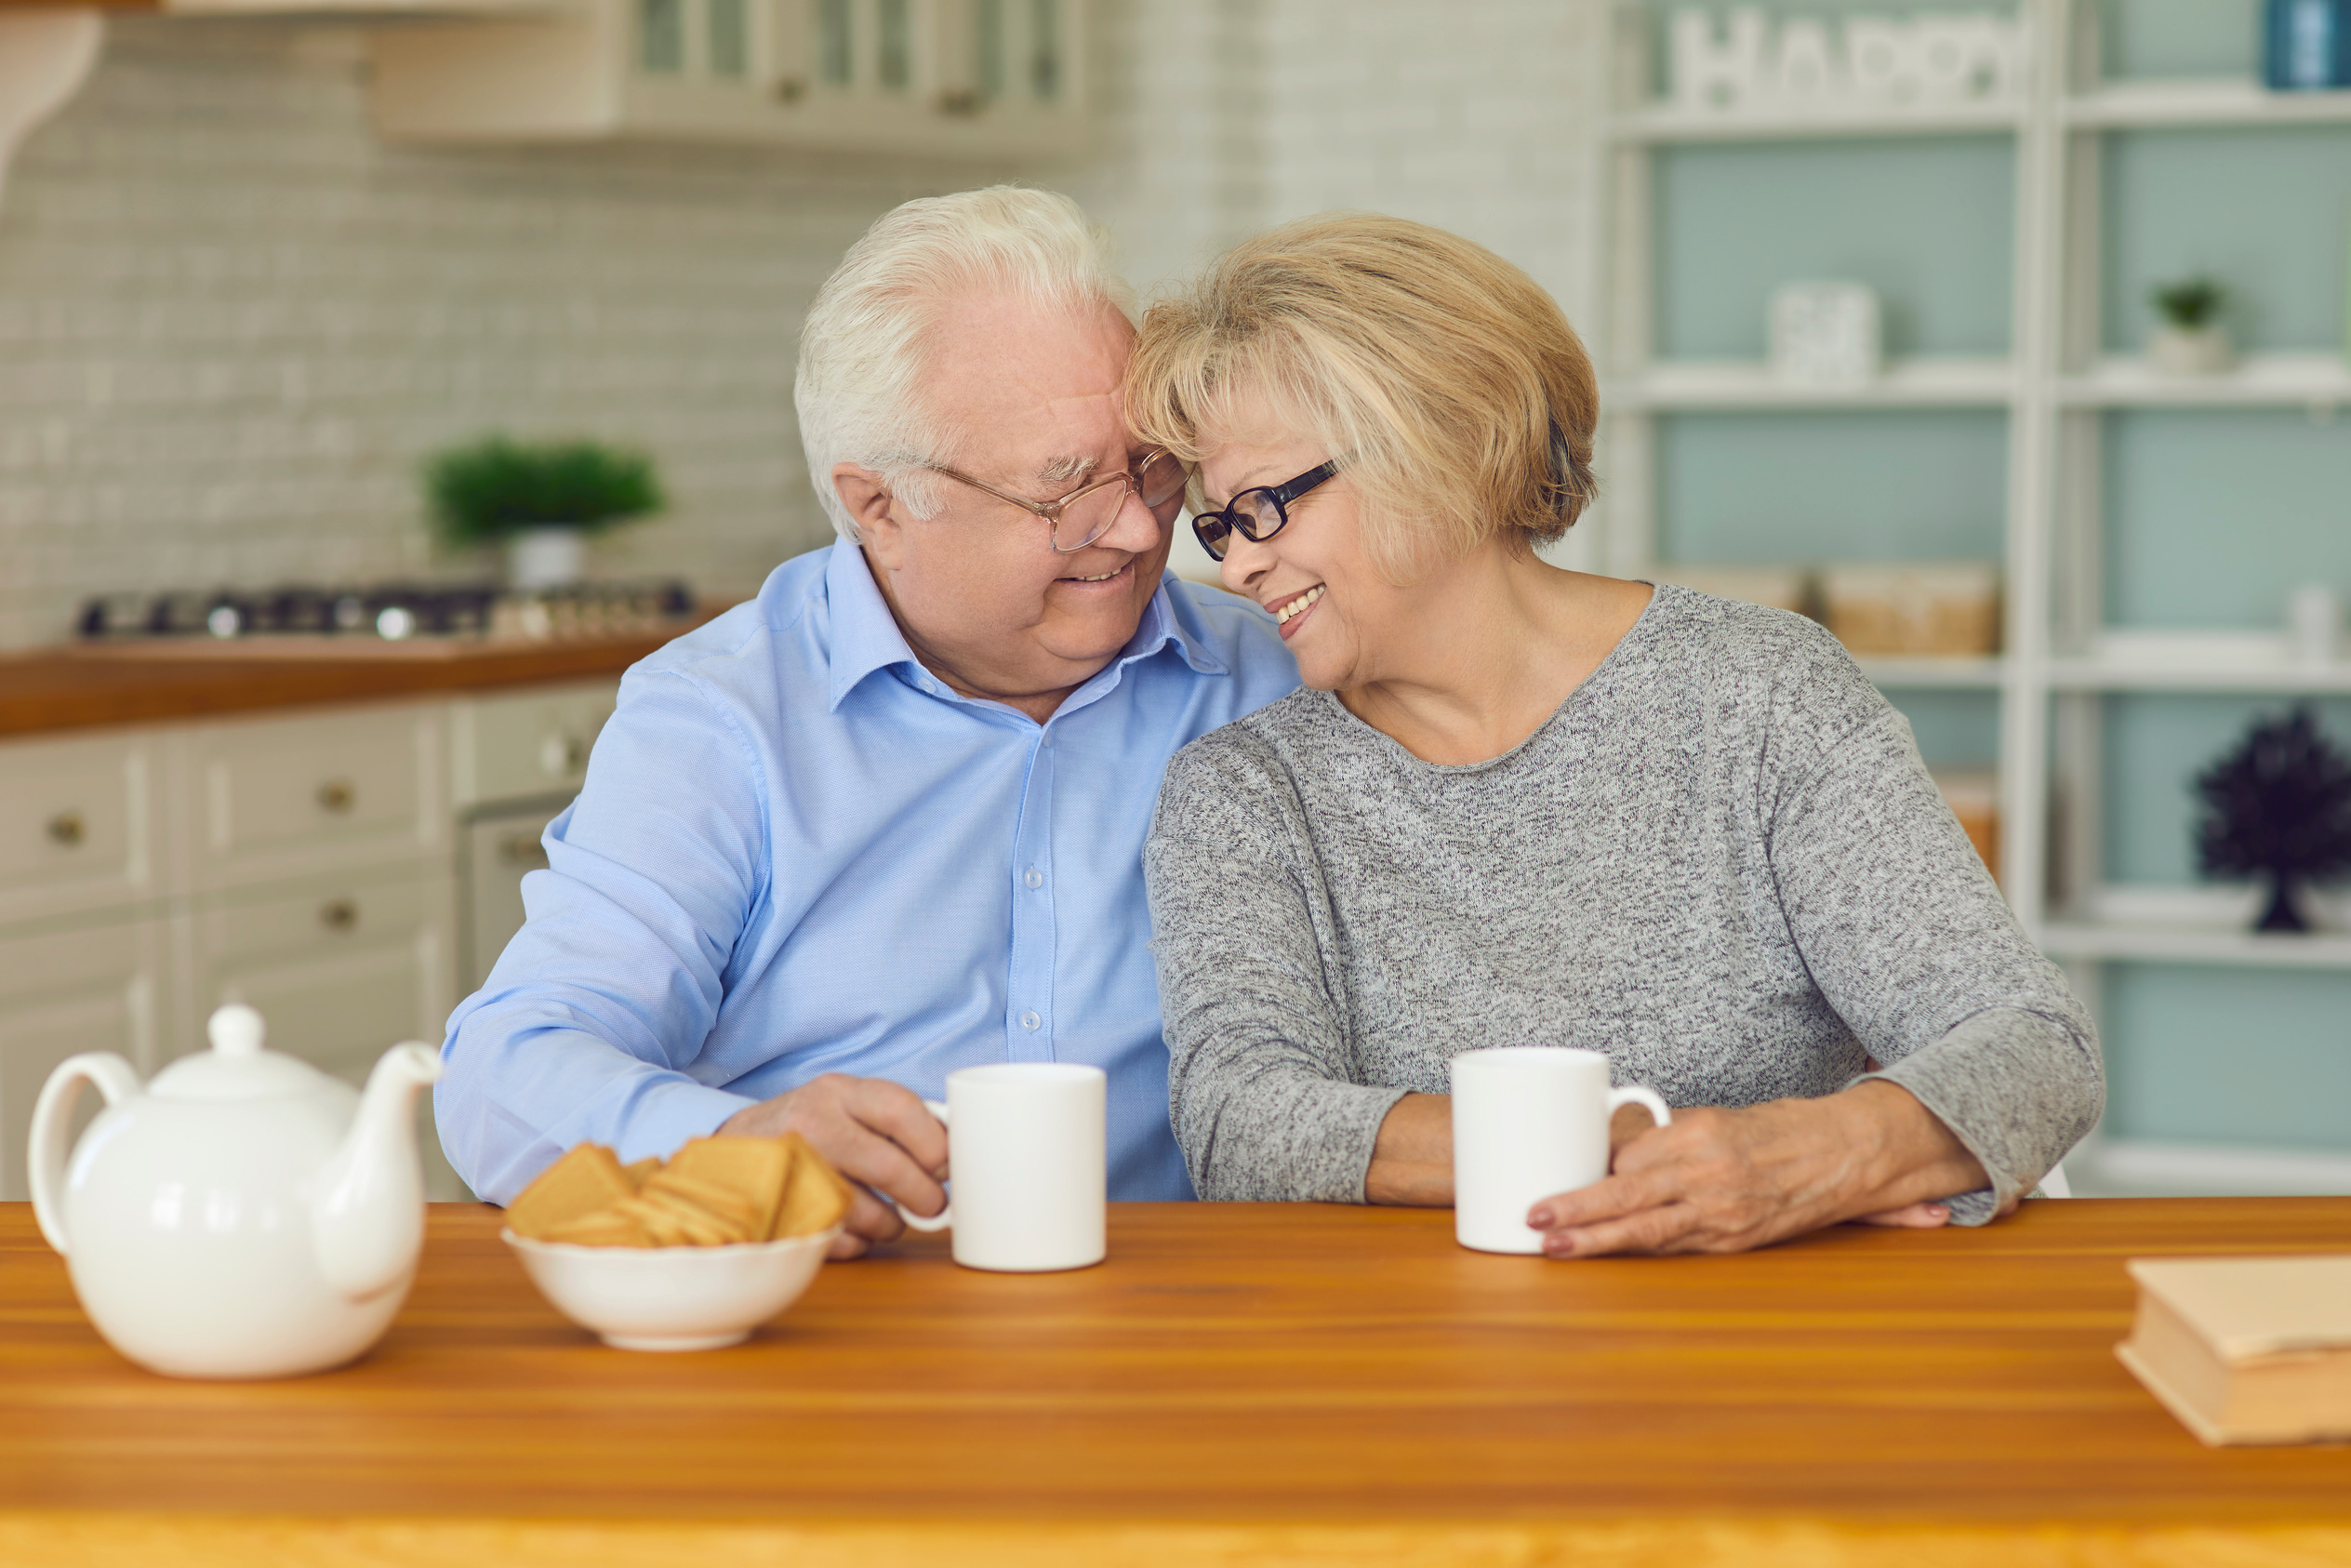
28, 1003, 443, 1379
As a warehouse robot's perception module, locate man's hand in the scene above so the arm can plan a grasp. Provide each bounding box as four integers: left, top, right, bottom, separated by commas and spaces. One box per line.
1528, 1080, 1987, 1257
719, 1073, 949, 1259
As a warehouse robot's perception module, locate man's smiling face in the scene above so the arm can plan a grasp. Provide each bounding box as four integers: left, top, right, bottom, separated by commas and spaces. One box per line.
842, 292, 1174, 719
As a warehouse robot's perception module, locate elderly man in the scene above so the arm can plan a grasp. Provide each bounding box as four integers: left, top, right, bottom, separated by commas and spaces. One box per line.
436, 188, 1299, 1254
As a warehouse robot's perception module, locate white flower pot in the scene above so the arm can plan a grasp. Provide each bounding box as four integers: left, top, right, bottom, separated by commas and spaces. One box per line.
2147, 324, 2233, 377
506, 526, 587, 589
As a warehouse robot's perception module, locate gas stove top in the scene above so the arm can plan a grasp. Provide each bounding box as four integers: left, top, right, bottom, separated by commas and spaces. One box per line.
78, 580, 696, 645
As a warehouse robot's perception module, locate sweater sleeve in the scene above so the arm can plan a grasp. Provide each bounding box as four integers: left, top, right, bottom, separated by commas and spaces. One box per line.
1763, 684, 2105, 1223
1143, 727, 1409, 1202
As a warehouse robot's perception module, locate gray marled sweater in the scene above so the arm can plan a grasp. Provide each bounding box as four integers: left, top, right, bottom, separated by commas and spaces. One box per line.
1142, 585, 2102, 1224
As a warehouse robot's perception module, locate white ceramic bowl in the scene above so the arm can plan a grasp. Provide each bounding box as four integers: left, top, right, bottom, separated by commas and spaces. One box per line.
503, 1227, 837, 1351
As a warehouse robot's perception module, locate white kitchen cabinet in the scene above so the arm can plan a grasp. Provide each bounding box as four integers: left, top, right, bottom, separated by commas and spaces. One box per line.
458, 798, 569, 993
190, 863, 467, 1199
451, 676, 618, 989
370, 0, 1089, 159
0, 912, 166, 1203
449, 680, 615, 809
184, 703, 445, 892
0, 677, 622, 1203
0, 728, 164, 928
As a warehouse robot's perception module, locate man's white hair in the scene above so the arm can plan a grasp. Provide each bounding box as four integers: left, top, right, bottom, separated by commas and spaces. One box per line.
796, 185, 1128, 543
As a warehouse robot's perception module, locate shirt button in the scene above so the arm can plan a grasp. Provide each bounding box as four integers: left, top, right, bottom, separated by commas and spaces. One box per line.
1020, 1010, 1042, 1031
1024, 867, 1043, 890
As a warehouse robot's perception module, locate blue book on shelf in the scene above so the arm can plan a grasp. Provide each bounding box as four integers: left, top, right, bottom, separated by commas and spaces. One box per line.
2265, 0, 2351, 89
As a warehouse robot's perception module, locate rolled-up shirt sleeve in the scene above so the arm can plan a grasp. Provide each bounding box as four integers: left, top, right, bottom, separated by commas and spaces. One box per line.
1144, 736, 1406, 1202
436, 666, 764, 1203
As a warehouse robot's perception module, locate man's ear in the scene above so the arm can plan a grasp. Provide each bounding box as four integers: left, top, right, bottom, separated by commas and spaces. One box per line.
832, 464, 906, 568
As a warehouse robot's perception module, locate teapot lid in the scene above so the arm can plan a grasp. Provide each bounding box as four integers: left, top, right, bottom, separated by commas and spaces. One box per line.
149, 1004, 340, 1103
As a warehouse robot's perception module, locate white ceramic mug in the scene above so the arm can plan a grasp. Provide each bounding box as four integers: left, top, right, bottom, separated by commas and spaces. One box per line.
895, 1062, 1106, 1272
1449, 1046, 1672, 1256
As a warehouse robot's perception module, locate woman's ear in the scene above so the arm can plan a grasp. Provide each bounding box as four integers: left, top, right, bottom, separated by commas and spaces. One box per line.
833, 463, 906, 568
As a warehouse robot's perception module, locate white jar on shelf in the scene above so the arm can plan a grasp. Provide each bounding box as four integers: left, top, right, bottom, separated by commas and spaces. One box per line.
1769, 281, 1881, 388
2289, 585, 2342, 666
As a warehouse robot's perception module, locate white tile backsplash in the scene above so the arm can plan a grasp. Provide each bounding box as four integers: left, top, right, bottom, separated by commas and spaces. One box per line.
0, 4, 1595, 650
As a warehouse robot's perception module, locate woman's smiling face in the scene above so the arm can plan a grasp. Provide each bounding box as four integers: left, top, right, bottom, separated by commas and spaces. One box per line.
1197, 427, 1403, 694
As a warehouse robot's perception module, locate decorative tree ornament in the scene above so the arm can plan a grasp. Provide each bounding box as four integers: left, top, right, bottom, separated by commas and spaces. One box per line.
2193, 706, 2351, 934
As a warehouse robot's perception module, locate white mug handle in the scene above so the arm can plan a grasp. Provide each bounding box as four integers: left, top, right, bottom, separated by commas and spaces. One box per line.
29, 1052, 141, 1256
1606, 1084, 1672, 1141
894, 1098, 953, 1232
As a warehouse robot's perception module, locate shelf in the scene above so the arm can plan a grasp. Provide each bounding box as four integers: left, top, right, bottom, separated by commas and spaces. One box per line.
2040, 920, 2351, 969
1853, 656, 2007, 689
2065, 78, 2351, 129
2043, 885, 2351, 969
2057, 352, 2351, 409
1616, 80, 2351, 141
1612, 100, 2022, 144
2048, 631, 2351, 693
1609, 357, 2015, 411
2069, 1136, 2351, 1196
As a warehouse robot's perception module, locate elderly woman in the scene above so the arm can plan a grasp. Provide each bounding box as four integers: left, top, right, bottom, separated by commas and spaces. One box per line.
1127, 215, 2102, 1256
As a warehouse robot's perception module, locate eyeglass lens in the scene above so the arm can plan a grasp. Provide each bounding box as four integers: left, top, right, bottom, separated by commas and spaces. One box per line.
1191, 487, 1288, 562
1052, 451, 1189, 552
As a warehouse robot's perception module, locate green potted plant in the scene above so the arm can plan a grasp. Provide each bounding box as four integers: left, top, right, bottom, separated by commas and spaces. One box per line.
2148, 274, 2232, 377
424, 435, 665, 589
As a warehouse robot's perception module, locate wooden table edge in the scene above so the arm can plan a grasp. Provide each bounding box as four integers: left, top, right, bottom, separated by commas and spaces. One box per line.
6, 1511, 2351, 1568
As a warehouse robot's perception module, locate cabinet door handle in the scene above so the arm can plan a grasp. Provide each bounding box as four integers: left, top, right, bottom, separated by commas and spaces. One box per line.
319, 897, 358, 932
537, 733, 588, 777
316, 779, 356, 814
497, 832, 550, 868
45, 810, 86, 847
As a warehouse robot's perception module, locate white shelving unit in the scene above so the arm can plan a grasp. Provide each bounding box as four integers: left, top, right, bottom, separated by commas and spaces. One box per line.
2057, 351, 2351, 409
1852, 655, 2009, 689
1609, 355, 2016, 409
1566, 0, 2351, 1193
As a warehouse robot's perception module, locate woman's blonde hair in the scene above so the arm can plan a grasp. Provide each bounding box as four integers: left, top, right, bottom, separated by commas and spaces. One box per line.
1125, 213, 1599, 581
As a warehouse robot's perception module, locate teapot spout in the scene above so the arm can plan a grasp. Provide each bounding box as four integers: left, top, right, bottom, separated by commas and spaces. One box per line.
311, 1042, 443, 1301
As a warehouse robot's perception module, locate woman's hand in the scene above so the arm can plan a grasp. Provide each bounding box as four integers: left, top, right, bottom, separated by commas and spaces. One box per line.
1364, 1092, 1454, 1205
1527, 1080, 1986, 1256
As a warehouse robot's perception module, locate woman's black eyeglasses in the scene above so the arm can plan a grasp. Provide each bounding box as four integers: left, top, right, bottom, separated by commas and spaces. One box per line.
1189, 460, 1339, 562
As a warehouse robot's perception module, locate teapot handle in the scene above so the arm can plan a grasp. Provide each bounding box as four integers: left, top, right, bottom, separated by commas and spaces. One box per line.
29, 1054, 140, 1256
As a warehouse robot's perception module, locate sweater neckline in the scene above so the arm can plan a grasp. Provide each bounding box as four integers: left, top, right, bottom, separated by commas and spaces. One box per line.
1311, 581, 1673, 776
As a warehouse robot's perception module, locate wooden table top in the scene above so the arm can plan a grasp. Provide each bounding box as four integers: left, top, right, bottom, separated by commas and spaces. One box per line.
0, 632, 696, 739
3, 1198, 2349, 1568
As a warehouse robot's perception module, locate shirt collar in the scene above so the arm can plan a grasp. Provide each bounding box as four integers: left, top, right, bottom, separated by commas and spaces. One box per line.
823, 539, 1229, 713
823, 539, 923, 711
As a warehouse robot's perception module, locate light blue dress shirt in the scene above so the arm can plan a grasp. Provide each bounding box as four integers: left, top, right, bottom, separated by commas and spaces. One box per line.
436, 540, 1299, 1205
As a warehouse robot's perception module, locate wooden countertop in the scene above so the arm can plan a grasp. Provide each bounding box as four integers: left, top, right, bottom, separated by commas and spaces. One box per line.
0, 633, 697, 739
3, 1198, 2349, 1566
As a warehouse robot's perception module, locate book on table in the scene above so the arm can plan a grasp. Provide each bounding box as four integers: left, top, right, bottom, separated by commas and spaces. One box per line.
2116, 1256, 2351, 1446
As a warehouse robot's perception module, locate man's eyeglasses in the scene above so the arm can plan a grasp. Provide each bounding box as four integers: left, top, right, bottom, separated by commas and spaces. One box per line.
925, 450, 1189, 554
1189, 460, 1339, 562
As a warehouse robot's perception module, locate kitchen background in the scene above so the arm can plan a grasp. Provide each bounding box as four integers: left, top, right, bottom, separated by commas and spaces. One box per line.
0, 0, 1587, 645
2, 0, 2346, 1197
